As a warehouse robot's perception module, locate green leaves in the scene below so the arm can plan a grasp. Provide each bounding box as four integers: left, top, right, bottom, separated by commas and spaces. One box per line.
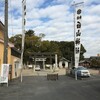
9, 29, 86, 64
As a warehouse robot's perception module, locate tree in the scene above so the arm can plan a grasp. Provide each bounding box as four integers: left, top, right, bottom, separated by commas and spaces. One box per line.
9, 34, 22, 50
9, 29, 86, 65
40, 40, 51, 52
90, 59, 100, 68
25, 30, 35, 37
24, 30, 41, 63
39, 33, 45, 40
80, 44, 86, 60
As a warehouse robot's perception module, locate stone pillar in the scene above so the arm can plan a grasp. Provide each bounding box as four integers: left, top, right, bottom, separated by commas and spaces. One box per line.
43, 60, 45, 70
55, 54, 57, 68
54, 54, 59, 71
33, 57, 36, 72
50, 55, 52, 71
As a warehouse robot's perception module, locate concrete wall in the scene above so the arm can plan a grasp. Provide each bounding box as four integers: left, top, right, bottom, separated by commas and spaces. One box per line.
11, 56, 21, 79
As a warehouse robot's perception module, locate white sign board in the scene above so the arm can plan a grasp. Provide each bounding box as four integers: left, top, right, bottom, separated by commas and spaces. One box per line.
0, 64, 9, 84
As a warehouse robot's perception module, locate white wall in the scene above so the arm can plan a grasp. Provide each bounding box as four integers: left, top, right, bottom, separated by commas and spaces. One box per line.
59, 61, 68, 68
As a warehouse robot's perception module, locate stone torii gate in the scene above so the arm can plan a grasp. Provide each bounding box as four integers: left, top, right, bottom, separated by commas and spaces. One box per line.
29, 52, 58, 71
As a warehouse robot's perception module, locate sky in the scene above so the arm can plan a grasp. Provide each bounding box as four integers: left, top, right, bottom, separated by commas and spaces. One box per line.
0, 0, 100, 58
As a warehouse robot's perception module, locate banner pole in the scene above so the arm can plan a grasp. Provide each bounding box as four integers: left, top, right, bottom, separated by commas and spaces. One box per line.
21, 0, 26, 82
72, 1, 84, 68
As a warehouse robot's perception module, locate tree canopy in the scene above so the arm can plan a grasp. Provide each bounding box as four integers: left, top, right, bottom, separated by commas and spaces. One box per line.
9, 30, 86, 64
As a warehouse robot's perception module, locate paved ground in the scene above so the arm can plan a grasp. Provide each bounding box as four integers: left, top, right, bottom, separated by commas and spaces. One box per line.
22, 68, 66, 76
22, 68, 100, 76
0, 74, 100, 100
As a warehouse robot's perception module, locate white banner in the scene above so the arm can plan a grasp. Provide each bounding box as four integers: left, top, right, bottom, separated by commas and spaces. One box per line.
74, 6, 82, 68
0, 64, 9, 83
21, 0, 26, 67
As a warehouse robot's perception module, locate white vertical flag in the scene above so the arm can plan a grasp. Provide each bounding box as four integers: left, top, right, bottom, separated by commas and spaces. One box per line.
74, 6, 82, 68
21, 0, 26, 67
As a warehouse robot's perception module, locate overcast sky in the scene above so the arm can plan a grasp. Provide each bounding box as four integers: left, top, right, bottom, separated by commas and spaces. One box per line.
0, 0, 100, 58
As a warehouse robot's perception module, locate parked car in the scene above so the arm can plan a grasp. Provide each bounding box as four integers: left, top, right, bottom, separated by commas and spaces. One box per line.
45, 64, 51, 69
70, 66, 91, 77
28, 65, 33, 69
35, 65, 40, 71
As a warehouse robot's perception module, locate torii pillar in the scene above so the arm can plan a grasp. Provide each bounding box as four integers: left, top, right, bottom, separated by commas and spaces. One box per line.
54, 53, 59, 71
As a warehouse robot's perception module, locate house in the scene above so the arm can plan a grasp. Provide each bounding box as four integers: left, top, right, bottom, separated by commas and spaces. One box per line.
59, 57, 70, 68
90, 56, 100, 60
89, 56, 100, 68
0, 21, 21, 79
79, 60, 90, 67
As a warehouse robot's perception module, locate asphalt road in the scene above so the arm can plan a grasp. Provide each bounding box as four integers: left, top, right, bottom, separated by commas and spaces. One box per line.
0, 75, 100, 100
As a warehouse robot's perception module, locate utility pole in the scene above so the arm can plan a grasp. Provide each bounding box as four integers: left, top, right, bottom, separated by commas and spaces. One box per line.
3, 0, 8, 64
